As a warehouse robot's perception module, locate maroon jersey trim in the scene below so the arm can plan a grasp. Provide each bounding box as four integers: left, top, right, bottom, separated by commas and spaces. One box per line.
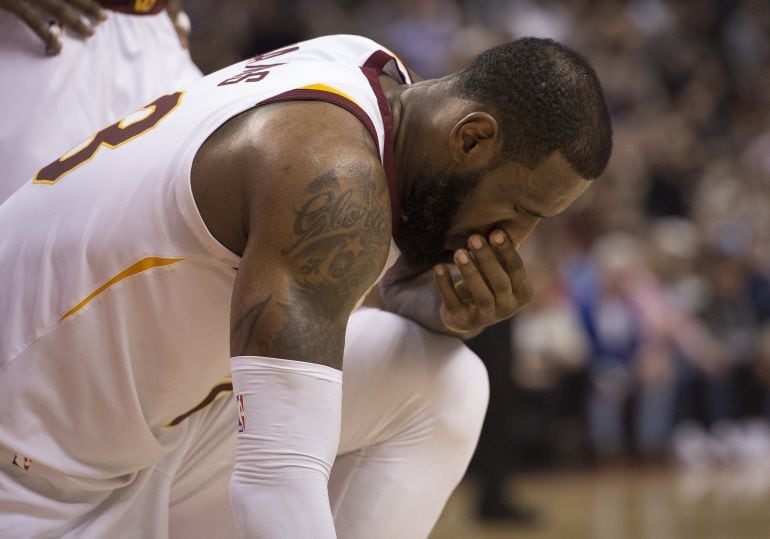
258, 86, 406, 246
97, 0, 166, 15
361, 50, 406, 247
166, 382, 233, 427
258, 88, 380, 152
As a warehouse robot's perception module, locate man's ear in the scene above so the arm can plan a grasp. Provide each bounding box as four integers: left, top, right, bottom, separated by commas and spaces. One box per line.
449, 112, 500, 166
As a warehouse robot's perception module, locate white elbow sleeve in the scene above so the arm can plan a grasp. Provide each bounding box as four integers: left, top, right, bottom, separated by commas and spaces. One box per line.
229, 356, 342, 539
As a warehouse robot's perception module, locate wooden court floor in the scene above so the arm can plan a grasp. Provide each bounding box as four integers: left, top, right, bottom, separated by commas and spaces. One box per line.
430, 464, 770, 539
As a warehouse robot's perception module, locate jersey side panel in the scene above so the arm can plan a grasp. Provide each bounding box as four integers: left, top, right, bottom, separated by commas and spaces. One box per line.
0, 35, 403, 481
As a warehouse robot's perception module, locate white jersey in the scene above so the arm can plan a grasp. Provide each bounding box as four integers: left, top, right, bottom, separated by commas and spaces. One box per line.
0, 7, 202, 203
0, 34, 409, 486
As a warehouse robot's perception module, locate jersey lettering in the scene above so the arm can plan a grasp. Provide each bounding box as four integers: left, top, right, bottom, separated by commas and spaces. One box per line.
35, 92, 184, 185
217, 45, 300, 87
217, 63, 286, 86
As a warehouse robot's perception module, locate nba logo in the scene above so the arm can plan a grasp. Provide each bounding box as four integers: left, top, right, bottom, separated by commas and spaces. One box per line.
236, 393, 246, 433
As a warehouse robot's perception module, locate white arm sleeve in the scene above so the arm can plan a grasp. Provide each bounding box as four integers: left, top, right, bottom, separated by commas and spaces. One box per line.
229, 355, 342, 539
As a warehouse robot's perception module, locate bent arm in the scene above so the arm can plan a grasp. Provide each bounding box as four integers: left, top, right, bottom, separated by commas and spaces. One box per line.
227, 138, 390, 537
371, 261, 484, 339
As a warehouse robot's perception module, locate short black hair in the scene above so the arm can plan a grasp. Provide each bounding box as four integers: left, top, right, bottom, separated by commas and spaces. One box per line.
454, 37, 613, 179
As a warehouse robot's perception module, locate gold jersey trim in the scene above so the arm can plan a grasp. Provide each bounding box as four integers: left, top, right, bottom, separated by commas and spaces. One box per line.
60, 257, 184, 321
297, 83, 361, 108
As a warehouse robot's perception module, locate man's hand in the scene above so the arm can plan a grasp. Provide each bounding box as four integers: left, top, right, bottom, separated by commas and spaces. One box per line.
0, 0, 106, 54
434, 229, 532, 334
377, 229, 532, 338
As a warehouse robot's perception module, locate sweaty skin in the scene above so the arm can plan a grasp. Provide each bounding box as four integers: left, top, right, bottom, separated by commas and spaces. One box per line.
377, 152, 590, 338
193, 97, 390, 369
192, 72, 589, 368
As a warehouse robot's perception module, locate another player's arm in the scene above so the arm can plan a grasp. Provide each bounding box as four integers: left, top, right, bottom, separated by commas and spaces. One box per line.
223, 103, 391, 538
0, 0, 107, 54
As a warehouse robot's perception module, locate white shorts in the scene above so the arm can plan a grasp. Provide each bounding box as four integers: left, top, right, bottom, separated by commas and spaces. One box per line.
0, 308, 489, 539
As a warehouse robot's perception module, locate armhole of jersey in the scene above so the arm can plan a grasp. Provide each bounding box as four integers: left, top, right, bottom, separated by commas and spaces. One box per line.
258, 87, 382, 153
256, 81, 404, 249
389, 56, 413, 85
172, 114, 245, 270
360, 49, 408, 248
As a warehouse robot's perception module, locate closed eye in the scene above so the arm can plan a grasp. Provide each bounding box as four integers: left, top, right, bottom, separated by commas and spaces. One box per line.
515, 206, 546, 219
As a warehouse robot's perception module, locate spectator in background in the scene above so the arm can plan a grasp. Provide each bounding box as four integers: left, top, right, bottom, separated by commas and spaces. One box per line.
755, 325, 770, 419
572, 233, 681, 460
571, 234, 645, 459
511, 257, 590, 466
467, 322, 539, 525
695, 248, 757, 421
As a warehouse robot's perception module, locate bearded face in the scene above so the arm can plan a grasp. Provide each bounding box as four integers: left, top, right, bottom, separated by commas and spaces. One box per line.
397, 168, 483, 270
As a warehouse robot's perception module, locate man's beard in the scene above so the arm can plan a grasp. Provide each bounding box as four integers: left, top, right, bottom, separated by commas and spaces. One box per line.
397, 169, 483, 270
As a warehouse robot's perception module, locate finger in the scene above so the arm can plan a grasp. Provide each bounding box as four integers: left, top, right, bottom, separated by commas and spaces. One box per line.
8, 2, 62, 53
40, 0, 94, 36
172, 10, 191, 49
490, 230, 531, 295
434, 264, 471, 327
467, 234, 513, 307
453, 278, 472, 303
488, 229, 520, 274
454, 249, 495, 316
69, 0, 108, 20
509, 252, 533, 307
44, 20, 63, 54
492, 236, 533, 310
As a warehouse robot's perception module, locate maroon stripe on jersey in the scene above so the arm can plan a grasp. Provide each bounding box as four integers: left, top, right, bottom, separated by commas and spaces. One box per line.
98, 0, 166, 15
363, 49, 412, 84
361, 51, 403, 247
258, 89, 380, 156
166, 382, 233, 427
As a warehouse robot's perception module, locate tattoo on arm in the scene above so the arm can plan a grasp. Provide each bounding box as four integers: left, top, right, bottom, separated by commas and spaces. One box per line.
233, 165, 391, 362
281, 166, 389, 289
232, 296, 271, 356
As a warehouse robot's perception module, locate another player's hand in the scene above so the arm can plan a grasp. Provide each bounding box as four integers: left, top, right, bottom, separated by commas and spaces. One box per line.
166, 0, 190, 49
0, 0, 107, 54
434, 229, 532, 334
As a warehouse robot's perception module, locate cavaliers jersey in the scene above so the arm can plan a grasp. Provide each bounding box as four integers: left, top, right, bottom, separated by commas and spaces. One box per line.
0, 7, 201, 203
0, 35, 409, 485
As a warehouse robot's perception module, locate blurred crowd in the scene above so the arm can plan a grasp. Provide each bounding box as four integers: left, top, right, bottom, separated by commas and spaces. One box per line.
183, 0, 770, 468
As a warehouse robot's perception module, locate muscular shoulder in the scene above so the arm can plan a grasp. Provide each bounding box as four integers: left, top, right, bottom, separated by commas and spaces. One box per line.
194, 99, 392, 310
192, 99, 386, 255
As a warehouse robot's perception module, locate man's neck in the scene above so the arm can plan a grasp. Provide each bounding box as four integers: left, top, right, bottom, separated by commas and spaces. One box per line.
381, 75, 409, 219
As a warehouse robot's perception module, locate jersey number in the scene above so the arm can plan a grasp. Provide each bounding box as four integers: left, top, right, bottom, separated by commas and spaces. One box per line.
34, 92, 184, 185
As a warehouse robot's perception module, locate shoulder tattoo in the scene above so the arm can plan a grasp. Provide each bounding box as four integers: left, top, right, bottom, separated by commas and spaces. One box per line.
232, 165, 391, 360
281, 165, 390, 297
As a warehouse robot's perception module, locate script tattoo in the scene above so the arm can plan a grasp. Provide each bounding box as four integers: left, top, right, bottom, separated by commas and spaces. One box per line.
273, 166, 390, 360
281, 166, 390, 297
232, 166, 391, 362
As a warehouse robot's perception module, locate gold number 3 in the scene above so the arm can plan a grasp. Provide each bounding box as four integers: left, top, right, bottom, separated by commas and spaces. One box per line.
34, 92, 184, 185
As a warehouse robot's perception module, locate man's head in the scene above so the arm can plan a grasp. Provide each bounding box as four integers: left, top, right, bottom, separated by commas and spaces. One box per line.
397, 37, 613, 268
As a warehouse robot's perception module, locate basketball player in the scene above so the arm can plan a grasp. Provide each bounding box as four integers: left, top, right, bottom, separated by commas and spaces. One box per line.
0, 35, 612, 538
0, 0, 199, 203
